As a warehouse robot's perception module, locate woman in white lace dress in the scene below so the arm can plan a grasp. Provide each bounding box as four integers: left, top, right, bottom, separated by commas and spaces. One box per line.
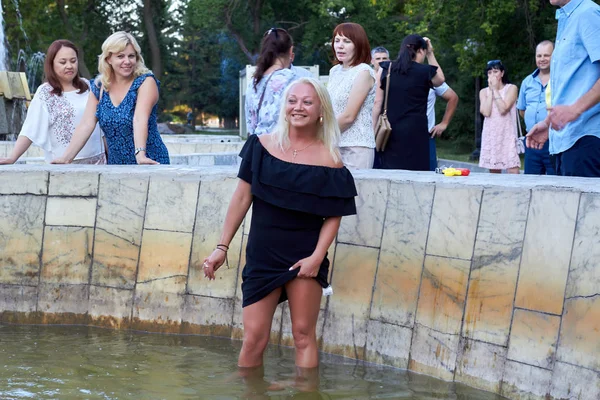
245, 28, 298, 136
327, 22, 376, 169
0, 40, 105, 165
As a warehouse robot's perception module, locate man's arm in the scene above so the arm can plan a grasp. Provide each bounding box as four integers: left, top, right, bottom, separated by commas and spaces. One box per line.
549, 77, 600, 130
430, 87, 459, 137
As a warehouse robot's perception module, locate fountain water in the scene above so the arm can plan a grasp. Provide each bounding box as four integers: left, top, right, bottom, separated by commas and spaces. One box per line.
0, 0, 7, 70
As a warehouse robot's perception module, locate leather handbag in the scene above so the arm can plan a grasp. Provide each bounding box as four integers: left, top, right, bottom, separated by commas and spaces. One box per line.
375, 66, 392, 152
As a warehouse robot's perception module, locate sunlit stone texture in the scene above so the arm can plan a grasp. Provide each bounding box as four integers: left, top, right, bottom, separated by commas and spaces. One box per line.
48, 171, 99, 197
338, 179, 388, 247
426, 186, 482, 260
144, 175, 199, 232
556, 296, 600, 371
45, 197, 97, 227
566, 193, 600, 298
371, 182, 434, 327
455, 338, 507, 394
515, 189, 579, 315
0, 195, 45, 284
507, 309, 560, 370
41, 226, 93, 285
188, 177, 242, 299
0, 170, 48, 195
321, 243, 378, 359
463, 189, 529, 346
415, 255, 471, 335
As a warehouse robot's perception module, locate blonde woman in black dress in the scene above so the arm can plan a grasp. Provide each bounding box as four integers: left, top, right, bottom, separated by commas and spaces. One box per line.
203, 77, 357, 370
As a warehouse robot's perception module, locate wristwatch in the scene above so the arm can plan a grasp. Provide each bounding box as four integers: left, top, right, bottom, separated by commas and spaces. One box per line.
134, 147, 146, 156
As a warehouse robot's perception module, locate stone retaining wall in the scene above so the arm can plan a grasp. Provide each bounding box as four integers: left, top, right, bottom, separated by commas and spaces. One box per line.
0, 165, 598, 400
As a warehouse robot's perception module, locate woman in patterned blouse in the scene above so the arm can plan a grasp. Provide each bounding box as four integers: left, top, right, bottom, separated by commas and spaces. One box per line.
245, 28, 298, 136
0, 40, 106, 165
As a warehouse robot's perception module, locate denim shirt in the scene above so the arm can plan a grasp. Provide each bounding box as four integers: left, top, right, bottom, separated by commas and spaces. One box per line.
549, 0, 600, 154
517, 69, 548, 132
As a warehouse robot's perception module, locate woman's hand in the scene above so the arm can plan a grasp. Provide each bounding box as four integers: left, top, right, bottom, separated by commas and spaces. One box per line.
488, 75, 499, 91
135, 152, 159, 165
203, 248, 227, 280
423, 37, 434, 54
289, 253, 322, 278
0, 157, 16, 165
51, 156, 72, 164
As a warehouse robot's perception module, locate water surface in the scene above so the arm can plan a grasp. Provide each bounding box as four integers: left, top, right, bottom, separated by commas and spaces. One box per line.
0, 325, 506, 399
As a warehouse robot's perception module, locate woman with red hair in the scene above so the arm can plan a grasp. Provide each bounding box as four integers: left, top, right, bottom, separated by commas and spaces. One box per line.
0, 39, 105, 164
327, 22, 376, 169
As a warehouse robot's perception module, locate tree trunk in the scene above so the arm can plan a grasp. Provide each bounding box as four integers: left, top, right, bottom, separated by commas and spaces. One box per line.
143, 0, 163, 78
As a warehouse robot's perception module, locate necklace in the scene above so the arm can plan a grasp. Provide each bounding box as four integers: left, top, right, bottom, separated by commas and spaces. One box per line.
291, 140, 317, 161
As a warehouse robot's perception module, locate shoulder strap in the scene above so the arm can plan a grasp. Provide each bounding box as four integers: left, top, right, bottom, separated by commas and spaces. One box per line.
382, 65, 391, 116
516, 107, 523, 138
256, 69, 281, 116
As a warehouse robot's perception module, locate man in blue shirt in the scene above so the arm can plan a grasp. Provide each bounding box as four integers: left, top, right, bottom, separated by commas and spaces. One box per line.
517, 40, 556, 175
526, 0, 600, 177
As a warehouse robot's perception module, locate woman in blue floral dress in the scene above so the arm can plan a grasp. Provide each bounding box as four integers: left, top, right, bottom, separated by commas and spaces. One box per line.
53, 31, 169, 165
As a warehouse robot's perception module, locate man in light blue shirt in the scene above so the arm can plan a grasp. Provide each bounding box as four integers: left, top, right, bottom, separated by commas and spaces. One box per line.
526, 0, 600, 177
517, 40, 556, 175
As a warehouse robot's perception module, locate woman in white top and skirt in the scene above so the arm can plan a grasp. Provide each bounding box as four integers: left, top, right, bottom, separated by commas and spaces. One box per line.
327, 22, 376, 169
0, 39, 105, 165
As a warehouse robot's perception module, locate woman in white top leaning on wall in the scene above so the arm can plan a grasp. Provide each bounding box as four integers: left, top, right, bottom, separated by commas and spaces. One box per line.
0, 39, 105, 165
327, 22, 376, 169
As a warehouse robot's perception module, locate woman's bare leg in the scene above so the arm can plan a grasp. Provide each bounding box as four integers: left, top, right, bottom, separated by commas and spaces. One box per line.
238, 287, 282, 367
286, 278, 322, 368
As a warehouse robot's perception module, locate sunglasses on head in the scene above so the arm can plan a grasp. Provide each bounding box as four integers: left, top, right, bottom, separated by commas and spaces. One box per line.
487, 59, 502, 66
264, 28, 280, 38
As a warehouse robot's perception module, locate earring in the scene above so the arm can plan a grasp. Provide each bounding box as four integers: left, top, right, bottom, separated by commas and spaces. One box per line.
319, 116, 323, 125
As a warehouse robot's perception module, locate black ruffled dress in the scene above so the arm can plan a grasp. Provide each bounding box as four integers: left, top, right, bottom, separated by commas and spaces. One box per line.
238, 135, 357, 307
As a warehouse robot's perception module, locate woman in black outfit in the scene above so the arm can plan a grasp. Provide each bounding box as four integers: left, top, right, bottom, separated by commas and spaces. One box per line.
203, 77, 357, 371
373, 34, 445, 170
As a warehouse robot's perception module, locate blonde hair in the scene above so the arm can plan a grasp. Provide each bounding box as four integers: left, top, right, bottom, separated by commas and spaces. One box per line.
95, 31, 150, 91
272, 77, 341, 163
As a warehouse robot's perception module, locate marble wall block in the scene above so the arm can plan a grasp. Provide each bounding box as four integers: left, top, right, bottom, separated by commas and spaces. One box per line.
426, 186, 482, 260
566, 193, 600, 298
338, 179, 388, 248
91, 228, 140, 289
45, 197, 97, 227
0, 195, 45, 284
500, 360, 552, 400
371, 182, 434, 327
0, 171, 48, 195
507, 309, 560, 370
556, 296, 600, 371
132, 277, 186, 333
144, 176, 199, 232
88, 286, 133, 329
455, 338, 507, 394
41, 226, 93, 284
463, 189, 529, 346
550, 361, 600, 400
0, 284, 37, 313
137, 230, 192, 283
48, 171, 99, 196
515, 189, 579, 315
95, 174, 149, 245
321, 244, 379, 359
365, 319, 412, 369
0, 144, 6, 157
409, 323, 459, 381
37, 283, 89, 324
415, 255, 471, 335
181, 295, 234, 337
188, 178, 242, 298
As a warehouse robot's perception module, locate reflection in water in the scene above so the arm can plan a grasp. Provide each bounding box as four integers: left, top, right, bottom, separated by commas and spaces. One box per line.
0, 325, 505, 399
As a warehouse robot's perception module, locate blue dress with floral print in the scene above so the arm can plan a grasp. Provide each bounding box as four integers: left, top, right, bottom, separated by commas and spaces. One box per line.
91, 73, 170, 164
